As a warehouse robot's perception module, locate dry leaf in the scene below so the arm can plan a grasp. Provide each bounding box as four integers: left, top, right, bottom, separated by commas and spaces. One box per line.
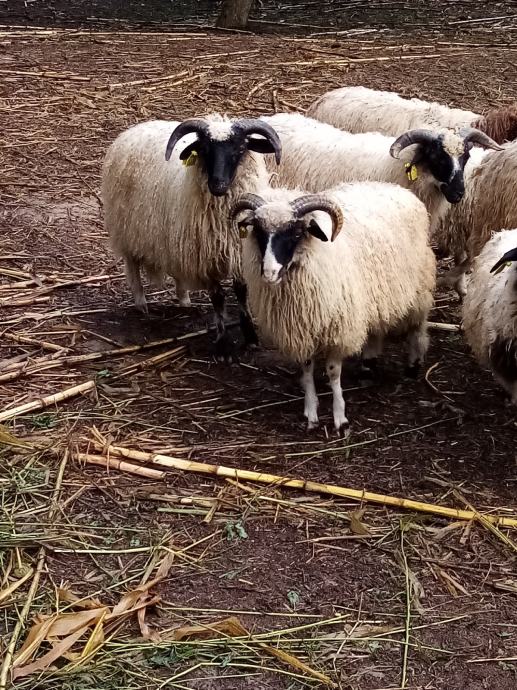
155, 551, 175, 580
13, 618, 56, 667
0, 567, 34, 604
13, 626, 88, 679
138, 605, 161, 642
57, 587, 104, 610
47, 608, 108, 637
172, 616, 246, 641
350, 509, 371, 536
80, 611, 107, 658
0, 424, 32, 448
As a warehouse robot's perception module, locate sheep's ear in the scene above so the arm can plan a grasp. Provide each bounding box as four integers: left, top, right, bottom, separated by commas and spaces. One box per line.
307, 219, 328, 242
179, 141, 199, 160
490, 247, 517, 274
246, 136, 277, 156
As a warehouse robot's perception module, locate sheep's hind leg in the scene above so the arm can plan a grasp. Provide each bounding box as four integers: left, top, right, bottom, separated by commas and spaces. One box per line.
233, 279, 258, 348
301, 358, 319, 430
405, 321, 429, 378
360, 332, 384, 376
124, 256, 147, 315
209, 285, 234, 363
326, 355, 349, 433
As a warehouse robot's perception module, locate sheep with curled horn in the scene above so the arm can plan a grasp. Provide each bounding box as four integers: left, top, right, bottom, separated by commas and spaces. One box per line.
434, 138, 517, 298
308, 86, 517, 144
102, 114, 281, 361
259, 112, 501, 297
462, 228, 517, 404
233, 182, 435, 431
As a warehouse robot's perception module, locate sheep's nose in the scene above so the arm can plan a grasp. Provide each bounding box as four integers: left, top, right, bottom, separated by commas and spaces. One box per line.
208, 179, 229, 196
262, 268, 281, 284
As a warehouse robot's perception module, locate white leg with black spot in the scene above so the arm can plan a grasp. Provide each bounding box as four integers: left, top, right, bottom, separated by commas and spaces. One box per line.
326, 355, 348, 431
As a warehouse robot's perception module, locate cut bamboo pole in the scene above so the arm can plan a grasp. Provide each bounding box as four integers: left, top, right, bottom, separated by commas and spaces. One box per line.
0, 380, 95, 423
86, 444, 517, 528
80, 453, 165, 480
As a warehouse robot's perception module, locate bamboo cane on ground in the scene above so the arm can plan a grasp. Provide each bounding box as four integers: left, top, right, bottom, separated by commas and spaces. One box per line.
81, 444, 517, 528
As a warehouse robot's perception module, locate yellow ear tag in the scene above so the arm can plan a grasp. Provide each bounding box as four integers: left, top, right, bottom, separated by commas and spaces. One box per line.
182, 150, 198, 167
405, 162, 418, 182
239, 225, 248, 239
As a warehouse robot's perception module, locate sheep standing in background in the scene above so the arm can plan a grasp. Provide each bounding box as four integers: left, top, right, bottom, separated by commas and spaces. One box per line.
261, 112, 500, 237
308, 86, 517, 144
102, 115, 281, 360
234, 183, 435, 431
435, 139, 517, 292
462, 228, 517, 403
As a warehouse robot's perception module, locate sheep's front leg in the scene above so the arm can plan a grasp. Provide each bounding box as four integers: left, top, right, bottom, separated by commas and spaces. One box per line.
175, 281, 191, 308
301, 358, 319, 430
326, 355, 349, 432
233, 279, 259, 348
124, 256, 147, 315
209, 285, 234, 363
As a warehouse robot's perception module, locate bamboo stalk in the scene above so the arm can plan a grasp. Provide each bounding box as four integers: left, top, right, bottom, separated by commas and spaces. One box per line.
0, 380, 95, 423
80, 453, 165, 480
4, 333, 67, 353
86, 444, 517, 528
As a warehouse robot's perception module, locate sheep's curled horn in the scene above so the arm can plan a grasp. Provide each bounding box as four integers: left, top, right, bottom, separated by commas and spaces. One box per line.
165, 119, 209, 161
389, 129, 438, 159
235, 119, 282, 165
389, 127, 503, 159
458, 127, 503, 150
291, 194, 344, 241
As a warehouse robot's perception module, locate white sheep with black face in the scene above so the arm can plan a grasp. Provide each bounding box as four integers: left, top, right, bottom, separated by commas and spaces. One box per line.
462, 228, 517, 403
308, 86, 517, 144
261, 113, 500, 239
434, 140, 517, 298
102, 114, 282, 360
234, 182, 436, 431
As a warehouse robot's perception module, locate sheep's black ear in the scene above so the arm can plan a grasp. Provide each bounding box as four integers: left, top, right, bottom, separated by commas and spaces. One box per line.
307, 219, 328, 242
179, 141, 199, 160
490, 247, 517, 274
246, 136, 277, 156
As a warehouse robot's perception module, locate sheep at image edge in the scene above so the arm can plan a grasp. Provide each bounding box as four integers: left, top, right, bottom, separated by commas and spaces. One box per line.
233, 182, 436, 431
434, 139, 517, 295
308, 86, 517, 144
463, 228, 517, 404
102, 114, 281, 360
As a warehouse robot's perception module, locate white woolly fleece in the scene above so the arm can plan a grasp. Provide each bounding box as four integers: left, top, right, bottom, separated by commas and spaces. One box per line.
307, 86, 478, 137
242, 181, 436, 364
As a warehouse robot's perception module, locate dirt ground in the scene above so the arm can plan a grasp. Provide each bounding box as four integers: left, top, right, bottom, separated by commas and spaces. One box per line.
1, 2, 516, 690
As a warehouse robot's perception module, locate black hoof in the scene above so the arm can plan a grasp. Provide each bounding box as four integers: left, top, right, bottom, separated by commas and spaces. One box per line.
239, 316, 259, 348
